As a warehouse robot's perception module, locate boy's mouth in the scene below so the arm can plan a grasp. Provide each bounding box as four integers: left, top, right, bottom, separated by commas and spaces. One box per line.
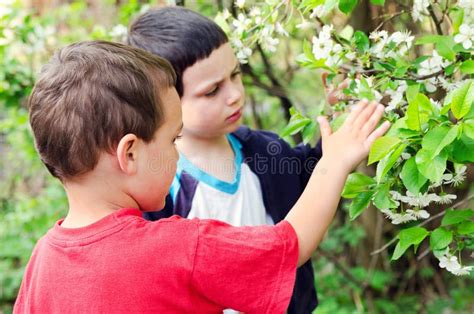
226, 108, 242, 123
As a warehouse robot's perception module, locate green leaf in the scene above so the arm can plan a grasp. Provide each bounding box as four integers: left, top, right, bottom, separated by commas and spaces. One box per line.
303, 39, 315, 61
415, 149, 447, 183
463, 119, 474, 139
370, 0, 385, 5
302, 121, 317, 144
342, 173, 375, 198
392, 227, 429, 260
330, 112, 348, 132
452, 135, 474, 163
441, 209, 474, 226
400, 157, 428, 194
214, 13, 231, 34
430, 227, 453, 250
406, 93, 432, 131
451, 80, 474, 119
460, 61, 474, 75
436, 41, 456, 61
368, 136, 401, 165
451, 8, 464, 32
339, 0, 358, 14
415, 35, 445, 45
373, 183, 398, 210
422, 125, 459, 158
354, 31, 370, 52
376, 143, 407, 183
280, 111, 311, 137
349, 191, 375, 220
458, 221, 474, 235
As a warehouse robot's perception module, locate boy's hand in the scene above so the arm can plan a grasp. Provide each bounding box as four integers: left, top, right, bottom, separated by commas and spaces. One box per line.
317, 100, 391, 173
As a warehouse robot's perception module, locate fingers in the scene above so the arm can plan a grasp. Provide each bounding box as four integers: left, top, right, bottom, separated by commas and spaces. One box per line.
321, 72, 329, 89
360, 104, 385, 137
317, 116, 332, 141
343, 99, 369, 126
366, 121, 391, 146
353, 101, 379, 130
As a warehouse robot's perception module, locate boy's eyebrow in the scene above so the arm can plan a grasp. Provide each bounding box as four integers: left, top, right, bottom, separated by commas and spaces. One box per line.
195, 63, 240, 95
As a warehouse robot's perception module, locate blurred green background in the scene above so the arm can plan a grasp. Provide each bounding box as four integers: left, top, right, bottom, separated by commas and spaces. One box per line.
0, 1, 472, 313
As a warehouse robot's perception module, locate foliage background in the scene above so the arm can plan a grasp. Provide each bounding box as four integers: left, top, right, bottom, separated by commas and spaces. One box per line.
0, 0, 473, 313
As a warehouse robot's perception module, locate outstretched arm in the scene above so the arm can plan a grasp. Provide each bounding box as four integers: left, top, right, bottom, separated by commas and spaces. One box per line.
285, 100, 391, 266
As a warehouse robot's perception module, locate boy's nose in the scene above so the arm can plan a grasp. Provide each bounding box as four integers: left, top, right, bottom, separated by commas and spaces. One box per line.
226, 84, 242, 106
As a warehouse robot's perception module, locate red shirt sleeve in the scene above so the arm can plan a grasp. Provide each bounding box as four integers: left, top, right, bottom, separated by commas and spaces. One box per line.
190, 219, 299, 313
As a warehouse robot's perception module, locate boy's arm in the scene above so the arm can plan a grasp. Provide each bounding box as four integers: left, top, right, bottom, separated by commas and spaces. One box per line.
285, 100, 390, 266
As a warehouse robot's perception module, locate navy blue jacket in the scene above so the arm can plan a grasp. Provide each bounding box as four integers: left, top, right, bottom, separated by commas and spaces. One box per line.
144, 126, 323, 314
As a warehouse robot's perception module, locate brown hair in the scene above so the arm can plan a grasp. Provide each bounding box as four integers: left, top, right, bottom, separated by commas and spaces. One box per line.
29, 40, 176, 180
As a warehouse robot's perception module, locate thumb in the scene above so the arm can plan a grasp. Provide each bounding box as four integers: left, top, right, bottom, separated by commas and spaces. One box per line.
321, 72, 329, 89
317, 116, 332, 141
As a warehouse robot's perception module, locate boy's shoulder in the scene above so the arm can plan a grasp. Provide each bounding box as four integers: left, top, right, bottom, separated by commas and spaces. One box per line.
232, 125, 281, 143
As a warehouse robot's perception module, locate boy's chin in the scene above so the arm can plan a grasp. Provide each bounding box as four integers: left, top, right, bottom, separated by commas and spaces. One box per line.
225, 121, 242, 133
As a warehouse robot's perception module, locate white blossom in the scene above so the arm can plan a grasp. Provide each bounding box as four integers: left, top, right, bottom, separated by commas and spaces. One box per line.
353, 77, 383, 102
388, 31, 414, 56
390, 191, 440, 208
418, 50, 448, 93
310, 5, 328, 18
222, 9, 231, 20
110, 24, 128, 41
235, 0, 246, 9
406, 209, 430, 219
275, 23, 289, 37
436, 194, 457, 205
380, 208, 417, 224
459, 0, 474, 24
385, 81, 408, 112
454, 24, 474, 50
438, 253, 474, 276
0, 4, 12, 18
232, 14, 251, 34
369, 30, 389, 58
249, 7, 261, 16
312, 25, 343, 67
444, 166, 467, 186
412, 0, 430, 22
233, 39, 252, 64
296, 20, 314, 30
401, 152, 411, 160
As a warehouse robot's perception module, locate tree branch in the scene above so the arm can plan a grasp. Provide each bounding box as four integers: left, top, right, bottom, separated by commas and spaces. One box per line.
428, 4, 443, 35
371, 193, 474, 256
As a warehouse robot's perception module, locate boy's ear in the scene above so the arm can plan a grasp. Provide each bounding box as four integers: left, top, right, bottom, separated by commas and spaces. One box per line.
116, 134, 140, 175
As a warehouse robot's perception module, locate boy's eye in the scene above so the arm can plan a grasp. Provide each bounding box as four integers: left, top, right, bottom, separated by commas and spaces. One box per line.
231, 70, 241, 78
205, 86, 219, 97
173, 135, 182, 143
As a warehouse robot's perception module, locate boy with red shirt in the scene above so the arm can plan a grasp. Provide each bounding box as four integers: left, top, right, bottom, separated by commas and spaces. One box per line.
14, 40, 389, 313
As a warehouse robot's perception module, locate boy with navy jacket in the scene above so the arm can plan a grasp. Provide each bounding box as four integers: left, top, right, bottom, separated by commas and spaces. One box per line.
128, 7, 323, 313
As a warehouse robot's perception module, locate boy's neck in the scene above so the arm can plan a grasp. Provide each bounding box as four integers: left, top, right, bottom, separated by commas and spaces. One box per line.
177, 132, 231, 159
177, 132, 236, 182
61, 170, 139, 229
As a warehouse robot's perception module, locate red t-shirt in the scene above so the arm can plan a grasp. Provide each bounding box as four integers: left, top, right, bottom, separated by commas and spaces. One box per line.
14, 208, 298, 313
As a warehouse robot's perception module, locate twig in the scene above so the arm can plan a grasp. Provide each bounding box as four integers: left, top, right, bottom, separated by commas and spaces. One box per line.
428, 4, 443, 35
374, 11, 407, 32
371, 193, 474, 256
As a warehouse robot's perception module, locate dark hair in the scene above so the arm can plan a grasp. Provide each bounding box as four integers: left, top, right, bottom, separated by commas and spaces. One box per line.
128, 7, 228, 96
29, 40, 176, 180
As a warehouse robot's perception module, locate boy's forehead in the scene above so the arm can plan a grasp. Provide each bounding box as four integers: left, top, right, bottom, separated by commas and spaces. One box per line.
161, 87, 182, 124
182, 43, 238, 90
